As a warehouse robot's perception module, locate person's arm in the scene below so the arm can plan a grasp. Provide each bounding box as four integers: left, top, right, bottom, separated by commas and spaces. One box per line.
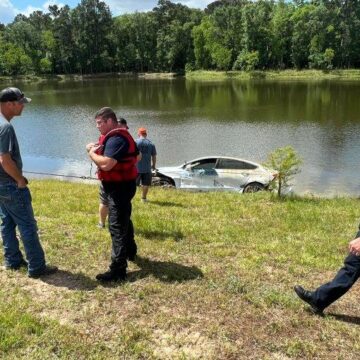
86, 144, 117, 171
134, 143, 142, 162
151, 144, 157, 170
0, 153, 27, 187
151, 155, 156, 170
349, 237, 360, 256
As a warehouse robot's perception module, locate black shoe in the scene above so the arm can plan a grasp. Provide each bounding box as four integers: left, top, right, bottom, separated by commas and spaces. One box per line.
294, 285, 324, 315
5, 259, 27, 270
96, 269, 127, 282
28, 265, 58, 278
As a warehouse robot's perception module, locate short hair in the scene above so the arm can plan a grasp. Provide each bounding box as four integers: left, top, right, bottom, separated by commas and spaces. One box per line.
95, 107, 117, 123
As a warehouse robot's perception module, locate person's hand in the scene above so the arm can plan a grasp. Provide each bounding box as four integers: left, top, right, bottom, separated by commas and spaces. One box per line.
86, 143, 95, 152
349, 237, 360, 256
89, 144, 102, 154
17, 177, 27, 188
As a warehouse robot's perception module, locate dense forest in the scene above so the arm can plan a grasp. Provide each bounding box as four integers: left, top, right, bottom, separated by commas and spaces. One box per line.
1, 0, 360, 75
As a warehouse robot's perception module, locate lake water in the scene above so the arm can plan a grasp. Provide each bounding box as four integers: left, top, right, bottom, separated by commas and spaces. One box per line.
5, 77, 360, 195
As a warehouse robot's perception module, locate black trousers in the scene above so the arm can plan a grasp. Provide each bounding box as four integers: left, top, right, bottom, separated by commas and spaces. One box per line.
102, 180, 137, 272
312, 230, 360, 310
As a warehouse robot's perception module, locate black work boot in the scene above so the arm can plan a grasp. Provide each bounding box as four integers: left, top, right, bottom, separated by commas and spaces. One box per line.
96, 269, 127, 282
294, 285, 324, 316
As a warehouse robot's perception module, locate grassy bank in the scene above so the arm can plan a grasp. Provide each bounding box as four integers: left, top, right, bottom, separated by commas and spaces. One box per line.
3, 69, 360, 84
0, 72, 178, 84
1, 180, 360, 359
186, 69, 360, 81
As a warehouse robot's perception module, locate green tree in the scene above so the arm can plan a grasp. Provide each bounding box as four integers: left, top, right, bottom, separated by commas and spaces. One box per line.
270, 0, 294, 69
153, 0, 202, 71
241, 0, 273, 69
2, 43, 33, 75
264, 146, 302, 198
72, 0, 113, 73
49, 5, 76, 74
233, 50, 259, 71
291, 4, 315, 69
5, 19, 41, 72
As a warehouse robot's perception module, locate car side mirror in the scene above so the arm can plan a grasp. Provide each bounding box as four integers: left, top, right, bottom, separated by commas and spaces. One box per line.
185, 164, 193, 171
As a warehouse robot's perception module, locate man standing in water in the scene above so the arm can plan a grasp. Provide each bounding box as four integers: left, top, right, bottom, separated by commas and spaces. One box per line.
0, 87, 58, 278
87, 107, 138, 282
294, 231, 360, 315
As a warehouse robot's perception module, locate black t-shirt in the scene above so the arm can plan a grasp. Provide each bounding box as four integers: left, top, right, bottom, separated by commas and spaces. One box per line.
103, 136, 130, 162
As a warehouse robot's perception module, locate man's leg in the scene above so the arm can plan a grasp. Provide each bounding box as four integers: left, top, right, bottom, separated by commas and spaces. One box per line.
295, 230, 360, 312
98, 184, 108, 227
98, 181, 136, 281
125, 217, 137, 261
6, 187, 46, 274
312, 253, 360, 309
110, 181, 136, 268
0, 202, 25, 269
98, 203, 108, 228
141, 173, 152, 201
142, 186, 149, 200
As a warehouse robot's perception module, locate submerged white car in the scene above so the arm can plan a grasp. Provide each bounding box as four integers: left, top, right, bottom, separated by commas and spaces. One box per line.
152, 156, 277, 192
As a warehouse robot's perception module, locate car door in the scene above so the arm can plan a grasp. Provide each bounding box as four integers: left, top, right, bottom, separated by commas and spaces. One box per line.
215, 158, 257, 189
180, 158, 218, 189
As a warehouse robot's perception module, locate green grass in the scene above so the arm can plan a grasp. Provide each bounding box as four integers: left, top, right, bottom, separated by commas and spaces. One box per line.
186, 69, 360, 81
1, 180, 360, 358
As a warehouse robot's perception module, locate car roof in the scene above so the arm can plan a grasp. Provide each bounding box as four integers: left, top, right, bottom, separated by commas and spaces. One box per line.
183, 156, 261, 167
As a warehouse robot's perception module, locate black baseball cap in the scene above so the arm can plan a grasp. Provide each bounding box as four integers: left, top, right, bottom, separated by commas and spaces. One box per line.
0, 87, 31, 104
118, 117, 129, 129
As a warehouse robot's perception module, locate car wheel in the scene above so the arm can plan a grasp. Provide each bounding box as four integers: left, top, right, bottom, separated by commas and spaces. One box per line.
152, 177, 175, 188
243, 182, 265, 193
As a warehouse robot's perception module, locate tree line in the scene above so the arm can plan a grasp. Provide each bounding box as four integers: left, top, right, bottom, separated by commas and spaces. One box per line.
1, 0, 360, 76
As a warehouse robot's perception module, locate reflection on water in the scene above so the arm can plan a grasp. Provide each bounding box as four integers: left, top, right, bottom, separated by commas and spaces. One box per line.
6, 77, 360, 195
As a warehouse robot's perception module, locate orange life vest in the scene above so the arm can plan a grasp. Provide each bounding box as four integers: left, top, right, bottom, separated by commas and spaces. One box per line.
96, 128, 138, 182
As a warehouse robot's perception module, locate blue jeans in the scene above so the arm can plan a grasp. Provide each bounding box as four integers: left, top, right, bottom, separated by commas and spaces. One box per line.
0, 183, 45, 275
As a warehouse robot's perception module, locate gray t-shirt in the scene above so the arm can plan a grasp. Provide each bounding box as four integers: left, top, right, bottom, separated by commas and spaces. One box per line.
136, 137, 156, 173
0, 116, 22, 183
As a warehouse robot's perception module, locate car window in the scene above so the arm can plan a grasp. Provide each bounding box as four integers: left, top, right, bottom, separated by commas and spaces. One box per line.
191, 159, 217, 170
216, 159, 257, 170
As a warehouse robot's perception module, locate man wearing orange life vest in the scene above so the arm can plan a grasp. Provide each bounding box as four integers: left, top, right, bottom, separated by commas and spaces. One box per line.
86, 107, 139, 282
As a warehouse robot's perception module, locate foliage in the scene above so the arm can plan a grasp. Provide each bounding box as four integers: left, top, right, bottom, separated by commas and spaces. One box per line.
264, 146, 302, 197
2, 0, 360, 75
233, 50, 259, 71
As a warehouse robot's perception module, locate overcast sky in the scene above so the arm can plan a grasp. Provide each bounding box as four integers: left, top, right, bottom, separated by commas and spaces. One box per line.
0, 0, 213, 24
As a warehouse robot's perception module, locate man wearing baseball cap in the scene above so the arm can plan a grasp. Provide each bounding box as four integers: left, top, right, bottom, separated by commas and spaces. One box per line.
0, 87, 58, 278
136, 127, 157, 202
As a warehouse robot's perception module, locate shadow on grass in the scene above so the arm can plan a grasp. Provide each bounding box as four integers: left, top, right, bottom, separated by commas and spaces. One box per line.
328, 313, 360, 325
137, 229, 184, 242
149, 200, 185, 208
39, 269, 97, 291
129, 255, 203, 283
